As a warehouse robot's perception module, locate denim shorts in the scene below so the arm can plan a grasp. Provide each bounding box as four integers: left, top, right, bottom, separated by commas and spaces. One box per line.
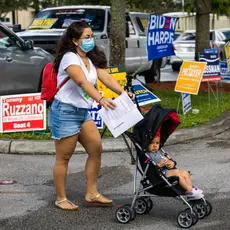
48, 99, 92, 140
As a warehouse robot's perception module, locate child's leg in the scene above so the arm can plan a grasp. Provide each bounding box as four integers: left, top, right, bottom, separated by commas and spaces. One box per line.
166, 169, 193, 193
180, 170, 193, 188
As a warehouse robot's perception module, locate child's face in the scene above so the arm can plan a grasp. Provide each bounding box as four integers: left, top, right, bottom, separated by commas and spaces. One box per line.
148, 136, 160, 152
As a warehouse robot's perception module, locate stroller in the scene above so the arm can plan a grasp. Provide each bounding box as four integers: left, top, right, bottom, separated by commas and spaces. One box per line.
115, 104, 212, 228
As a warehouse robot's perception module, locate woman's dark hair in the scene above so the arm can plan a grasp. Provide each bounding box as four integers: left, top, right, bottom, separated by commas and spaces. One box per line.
53, 21, 107, 72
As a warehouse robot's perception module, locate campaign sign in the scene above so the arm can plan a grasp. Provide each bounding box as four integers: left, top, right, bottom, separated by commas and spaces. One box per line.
175, 61, 206, 95
89, 102, 103, 129
97, 66, 127, 99
147, 15, 178, 61
199, 53, 221, 82
182, 93, 191, 115
219, 61, 230, 80
132, 82, 161, 106
225, 42, 230, 60
0, 93, 46, 133
204, 48, 217, 53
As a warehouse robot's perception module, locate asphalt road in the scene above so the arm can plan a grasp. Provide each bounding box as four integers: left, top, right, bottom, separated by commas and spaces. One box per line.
1, 128, 230, 230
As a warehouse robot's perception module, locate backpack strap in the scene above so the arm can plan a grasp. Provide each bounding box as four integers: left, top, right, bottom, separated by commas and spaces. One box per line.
56, 76, 70, 92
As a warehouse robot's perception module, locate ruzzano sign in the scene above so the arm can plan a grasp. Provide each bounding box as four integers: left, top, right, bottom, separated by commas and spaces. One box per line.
0, 93, 46, 133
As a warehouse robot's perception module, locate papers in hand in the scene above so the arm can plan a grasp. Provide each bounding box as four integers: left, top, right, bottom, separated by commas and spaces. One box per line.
98, 92, 143, 138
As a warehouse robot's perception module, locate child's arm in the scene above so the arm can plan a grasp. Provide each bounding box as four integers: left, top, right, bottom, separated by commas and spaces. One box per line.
157, 157, 168, 168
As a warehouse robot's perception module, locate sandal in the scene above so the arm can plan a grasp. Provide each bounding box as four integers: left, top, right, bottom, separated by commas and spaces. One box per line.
55, 198, 79, 211
85, 194, 113, 207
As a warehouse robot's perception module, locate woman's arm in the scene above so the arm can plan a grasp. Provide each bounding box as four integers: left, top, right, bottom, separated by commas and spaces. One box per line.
96, 68, 125, 95
66, 65, 116, 109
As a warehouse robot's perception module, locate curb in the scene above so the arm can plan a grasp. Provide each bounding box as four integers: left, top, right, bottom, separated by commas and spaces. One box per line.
1, 109, 230, 155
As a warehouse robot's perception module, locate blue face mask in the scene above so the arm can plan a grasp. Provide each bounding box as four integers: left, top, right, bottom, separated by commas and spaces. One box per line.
80, 38, 95, 53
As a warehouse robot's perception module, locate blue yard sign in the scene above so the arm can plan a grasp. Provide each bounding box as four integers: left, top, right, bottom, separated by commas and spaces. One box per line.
132, 81, 161, 106
89, 103, 103, 129
147, 15, 178, 61
220, 61, 230, 81
199, 53, 221, 82
182, 93, 191, 115
204, 48, 217, 53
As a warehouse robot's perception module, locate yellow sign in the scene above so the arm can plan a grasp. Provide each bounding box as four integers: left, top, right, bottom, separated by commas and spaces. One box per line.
97, 66, 127, 98
28, 18, 58, 29
225, 42, 230, 60
228, 58, 230, 71
175, 61, 207, 95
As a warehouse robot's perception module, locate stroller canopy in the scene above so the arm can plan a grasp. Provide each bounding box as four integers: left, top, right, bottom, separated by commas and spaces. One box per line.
133, 104, 180, 152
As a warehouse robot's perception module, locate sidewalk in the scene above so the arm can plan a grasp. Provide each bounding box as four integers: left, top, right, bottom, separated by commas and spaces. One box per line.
1, 109, 230, 155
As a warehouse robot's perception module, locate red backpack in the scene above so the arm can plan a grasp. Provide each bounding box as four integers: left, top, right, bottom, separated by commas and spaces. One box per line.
41, 62, 70, 101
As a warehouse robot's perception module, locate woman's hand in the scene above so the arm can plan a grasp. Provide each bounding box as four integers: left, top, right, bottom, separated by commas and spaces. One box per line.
99, 97, 116, 110
127, 92, 135, 100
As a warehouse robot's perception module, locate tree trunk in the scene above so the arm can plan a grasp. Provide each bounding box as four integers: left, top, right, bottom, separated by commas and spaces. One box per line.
109, 0, 126, 66
195, 0, 211, 61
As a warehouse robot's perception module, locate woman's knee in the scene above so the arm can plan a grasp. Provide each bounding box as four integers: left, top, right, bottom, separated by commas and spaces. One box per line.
88, 143, 103, 157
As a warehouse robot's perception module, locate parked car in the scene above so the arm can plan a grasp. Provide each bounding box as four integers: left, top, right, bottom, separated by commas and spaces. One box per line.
0, 22, 53, 96
17, 5, 166, 83
170, 29, 228, 71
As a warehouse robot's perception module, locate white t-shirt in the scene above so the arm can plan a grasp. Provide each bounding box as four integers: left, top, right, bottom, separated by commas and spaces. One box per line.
55, 52, 97, 109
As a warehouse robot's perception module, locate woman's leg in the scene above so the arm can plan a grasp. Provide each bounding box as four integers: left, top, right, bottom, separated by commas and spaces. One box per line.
166, 169, 193, 192
53, 134, 78, 209
78, 120, 112, 203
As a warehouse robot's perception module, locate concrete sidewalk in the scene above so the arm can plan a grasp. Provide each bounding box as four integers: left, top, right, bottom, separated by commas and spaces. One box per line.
1, 109, 230, 155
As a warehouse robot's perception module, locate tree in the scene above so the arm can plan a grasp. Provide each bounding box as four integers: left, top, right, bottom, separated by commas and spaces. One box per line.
109, 0, 126, 66
211, 0, 230, 29
0, 0, 28, 18
195, 0, 212, 61
126, 0, 181, 14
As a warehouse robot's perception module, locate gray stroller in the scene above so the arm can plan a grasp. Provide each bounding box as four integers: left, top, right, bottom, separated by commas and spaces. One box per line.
115, 104, 212, 228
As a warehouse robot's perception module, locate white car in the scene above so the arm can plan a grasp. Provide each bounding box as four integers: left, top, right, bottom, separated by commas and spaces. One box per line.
170, 29, 228, 71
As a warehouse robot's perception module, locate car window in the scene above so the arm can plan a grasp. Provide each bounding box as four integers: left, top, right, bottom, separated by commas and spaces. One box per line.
176, 32, 196, 41
28, 8, 105, 32
126, 16, 135, 35
222, 31, 230, 39
0, 29, 20, 49
174, 33, 181, 40
177, 32, 213, 41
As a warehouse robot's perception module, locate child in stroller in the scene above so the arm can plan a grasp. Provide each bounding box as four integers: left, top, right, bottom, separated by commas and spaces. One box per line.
115, 104, 212, 228
148, 130, 204, 200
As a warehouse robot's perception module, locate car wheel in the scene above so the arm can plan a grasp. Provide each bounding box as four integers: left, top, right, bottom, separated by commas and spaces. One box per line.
143, 59, 161, 83
172, 63, 181, 71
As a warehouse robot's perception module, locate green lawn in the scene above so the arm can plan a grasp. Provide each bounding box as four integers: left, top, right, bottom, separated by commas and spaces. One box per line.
0, 86, 229, 140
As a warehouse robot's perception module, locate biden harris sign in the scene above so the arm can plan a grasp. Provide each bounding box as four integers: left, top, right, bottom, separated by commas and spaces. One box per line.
147, 15, 178, 61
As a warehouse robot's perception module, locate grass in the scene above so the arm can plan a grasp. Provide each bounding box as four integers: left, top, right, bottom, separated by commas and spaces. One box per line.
0, 85, 230, 140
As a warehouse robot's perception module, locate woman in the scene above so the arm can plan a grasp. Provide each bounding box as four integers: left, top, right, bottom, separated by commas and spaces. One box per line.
49, 21, 135, 211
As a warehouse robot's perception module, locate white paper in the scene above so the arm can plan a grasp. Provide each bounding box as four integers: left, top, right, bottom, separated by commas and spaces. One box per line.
98, 92, 143, 138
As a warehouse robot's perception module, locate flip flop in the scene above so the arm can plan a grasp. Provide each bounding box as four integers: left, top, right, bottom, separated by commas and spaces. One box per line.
85, 194, 113, 207
55, 198, 79, 211
0, 180, 14, 185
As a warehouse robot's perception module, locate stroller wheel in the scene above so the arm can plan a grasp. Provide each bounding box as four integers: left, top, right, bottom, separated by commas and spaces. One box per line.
144, 197, 153, 212
134, 198, 148, 215
184, 208, 199, 225
123, 204, 136, 221
177, 210, 194, 228
203, 200, 212, 216
115, 205, 133, 224
192, 201, 207, 219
